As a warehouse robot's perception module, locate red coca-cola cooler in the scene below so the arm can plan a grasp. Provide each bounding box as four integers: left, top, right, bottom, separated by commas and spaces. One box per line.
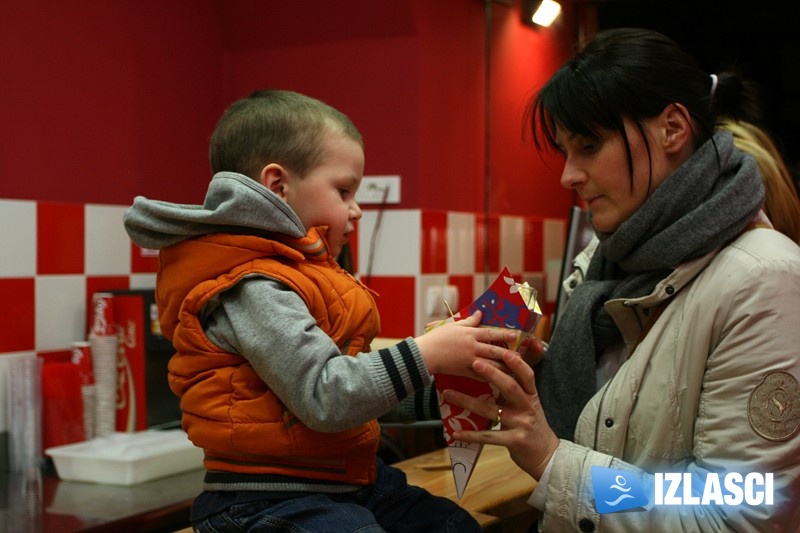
108, 289, 181, 431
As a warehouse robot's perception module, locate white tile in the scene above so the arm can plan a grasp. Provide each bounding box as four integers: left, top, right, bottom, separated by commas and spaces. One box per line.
543, 218, 566, 265
447, 212, 475, 275
545, 258, 562, 304
522, 272, 546, 302
472, 272, 492, 301
358, 209, 420, 276
129, 274, 156, 290
416, 274, 449, 336
0, 200, 36, 277
499, 216, 524, 273
543, 219, 567, 304
85, 205, 131, 275
36, 275, 87, 350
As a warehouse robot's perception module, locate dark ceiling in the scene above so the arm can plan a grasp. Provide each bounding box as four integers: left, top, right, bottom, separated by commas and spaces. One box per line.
587, 0, 800, 168
209, 0, 800, 170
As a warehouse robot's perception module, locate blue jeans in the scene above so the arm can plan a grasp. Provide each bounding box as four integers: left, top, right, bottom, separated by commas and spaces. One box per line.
192, 459, 481, 532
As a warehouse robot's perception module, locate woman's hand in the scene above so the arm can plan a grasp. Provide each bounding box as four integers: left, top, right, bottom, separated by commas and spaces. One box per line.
518, 334, 546, 367
442, 350, 560, 481
415, 311, 519, 378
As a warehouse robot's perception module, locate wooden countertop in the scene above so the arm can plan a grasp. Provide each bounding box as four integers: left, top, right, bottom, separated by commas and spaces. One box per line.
393, 444, 538, 528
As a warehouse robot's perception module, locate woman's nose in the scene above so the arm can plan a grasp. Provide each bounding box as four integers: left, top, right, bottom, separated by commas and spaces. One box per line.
560, 159, 585, 189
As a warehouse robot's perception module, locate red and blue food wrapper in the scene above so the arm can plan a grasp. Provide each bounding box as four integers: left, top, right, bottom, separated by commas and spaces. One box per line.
429, 266, 541, 498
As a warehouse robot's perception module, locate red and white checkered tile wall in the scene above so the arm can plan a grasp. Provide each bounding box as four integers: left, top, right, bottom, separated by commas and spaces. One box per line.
0, 199, 566, 358
356, 209, 566, 339
0, 199, 158, 359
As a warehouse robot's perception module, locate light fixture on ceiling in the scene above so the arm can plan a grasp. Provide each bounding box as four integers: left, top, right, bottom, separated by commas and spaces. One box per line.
523, 0, 562, 28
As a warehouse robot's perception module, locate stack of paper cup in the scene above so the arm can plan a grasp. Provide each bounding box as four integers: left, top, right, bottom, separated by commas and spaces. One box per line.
88, 293, 118, 437
70, 342, 96, 440
7, 353, 42, 473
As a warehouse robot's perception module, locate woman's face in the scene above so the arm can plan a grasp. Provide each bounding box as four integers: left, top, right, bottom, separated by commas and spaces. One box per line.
554, 117, 673, 233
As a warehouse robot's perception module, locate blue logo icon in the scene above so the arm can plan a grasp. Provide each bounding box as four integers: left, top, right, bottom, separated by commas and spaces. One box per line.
592, 466, 649, 514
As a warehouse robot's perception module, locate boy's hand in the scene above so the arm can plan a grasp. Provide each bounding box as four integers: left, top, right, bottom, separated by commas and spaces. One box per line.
414, 311, 519, 378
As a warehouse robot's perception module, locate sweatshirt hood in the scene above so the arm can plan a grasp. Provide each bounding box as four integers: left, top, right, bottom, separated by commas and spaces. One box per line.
123, 172, 306, 249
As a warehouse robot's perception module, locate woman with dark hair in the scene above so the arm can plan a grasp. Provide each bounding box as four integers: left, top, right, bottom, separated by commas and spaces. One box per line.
444, 28, 800, 531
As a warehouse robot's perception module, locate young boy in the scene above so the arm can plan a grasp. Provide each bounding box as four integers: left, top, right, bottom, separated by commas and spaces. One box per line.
124, 90, 515, 532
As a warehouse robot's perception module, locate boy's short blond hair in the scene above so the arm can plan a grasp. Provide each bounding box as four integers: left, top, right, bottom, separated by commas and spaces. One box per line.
210, 90, 363, 180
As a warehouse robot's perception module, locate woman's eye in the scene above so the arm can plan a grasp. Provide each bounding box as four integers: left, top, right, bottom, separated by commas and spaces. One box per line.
582, 142, 598, 153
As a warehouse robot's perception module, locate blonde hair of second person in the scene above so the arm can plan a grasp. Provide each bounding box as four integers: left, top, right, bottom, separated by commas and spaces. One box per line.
721, 119, 800, 243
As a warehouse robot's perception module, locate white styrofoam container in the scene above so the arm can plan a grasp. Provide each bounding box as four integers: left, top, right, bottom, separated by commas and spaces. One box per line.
45, 429, 204, 485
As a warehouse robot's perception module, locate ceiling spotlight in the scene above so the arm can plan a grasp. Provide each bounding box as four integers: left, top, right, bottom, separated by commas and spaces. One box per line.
524, 0, 562, 28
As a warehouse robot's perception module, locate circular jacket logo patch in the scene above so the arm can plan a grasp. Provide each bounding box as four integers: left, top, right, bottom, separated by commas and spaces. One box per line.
748, 371, 800, 441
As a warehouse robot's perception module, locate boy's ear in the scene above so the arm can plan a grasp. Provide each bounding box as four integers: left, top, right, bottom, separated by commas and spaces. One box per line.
661, 103, 692, 154
260, 164, 288, 198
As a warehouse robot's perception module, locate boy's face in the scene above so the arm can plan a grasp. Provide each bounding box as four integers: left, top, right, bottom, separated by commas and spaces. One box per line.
279, 133, 364, 258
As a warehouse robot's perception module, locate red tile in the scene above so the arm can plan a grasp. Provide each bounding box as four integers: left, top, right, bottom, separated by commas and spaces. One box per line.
86, 276, 130, 336
0, 278, 35, 352
130, 242, 159, 273
37, 350, 72, 363
37, 202, 84, 274
524, 217, 544, 272
475, 213, 500, 274
421, 210, 447, 274
364, 276, 415, 339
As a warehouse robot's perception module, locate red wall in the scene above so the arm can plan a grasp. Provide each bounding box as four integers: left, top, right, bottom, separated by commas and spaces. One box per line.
0, 0, 223, 205
414, 1, 574, 217
488, 4, 576, 216
0, 0, 573, 217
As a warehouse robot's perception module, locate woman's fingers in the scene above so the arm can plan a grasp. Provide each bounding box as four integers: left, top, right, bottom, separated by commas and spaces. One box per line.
520, 336, 545, 366
444, 387, 499, 423
499, 350, 537, 395
444, 355, 529, 419
443, 349, 561, 481
473, 356, 519, 392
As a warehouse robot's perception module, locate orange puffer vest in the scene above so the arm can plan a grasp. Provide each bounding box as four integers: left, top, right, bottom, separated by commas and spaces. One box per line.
159, 228, 382, 484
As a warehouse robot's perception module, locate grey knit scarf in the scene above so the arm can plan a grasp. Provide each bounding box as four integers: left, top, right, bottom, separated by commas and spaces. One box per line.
536, 131, 765, 439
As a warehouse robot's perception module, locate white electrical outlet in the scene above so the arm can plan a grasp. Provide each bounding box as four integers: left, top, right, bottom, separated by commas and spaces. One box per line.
356, 175, 401, 204
425, 285, 460, 318
426, 286, 443, 317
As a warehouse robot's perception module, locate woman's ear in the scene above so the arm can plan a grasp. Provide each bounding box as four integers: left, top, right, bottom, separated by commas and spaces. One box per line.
661, 103, 693, 154
260, 164, 289, 198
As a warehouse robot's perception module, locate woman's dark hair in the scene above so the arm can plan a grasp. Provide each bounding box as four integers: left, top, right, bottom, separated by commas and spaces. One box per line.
527, 27, 763, 184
